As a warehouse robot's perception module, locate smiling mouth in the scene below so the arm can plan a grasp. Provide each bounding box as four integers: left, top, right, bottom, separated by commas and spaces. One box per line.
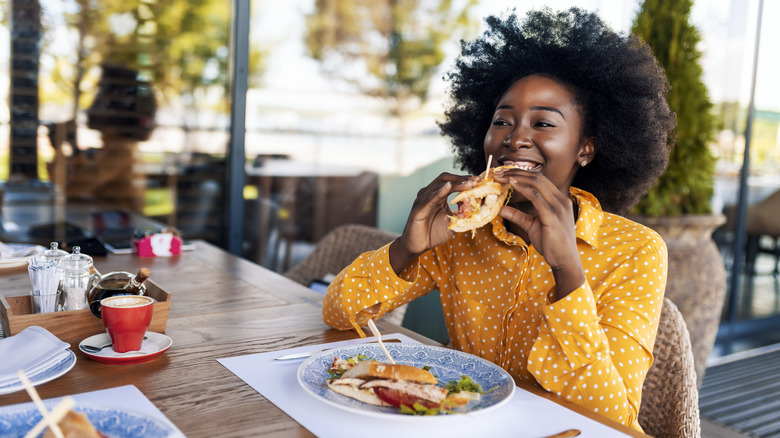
501, 160, 542, 172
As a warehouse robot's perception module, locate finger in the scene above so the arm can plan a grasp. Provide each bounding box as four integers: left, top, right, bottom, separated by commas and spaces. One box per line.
435, 171, 484, 190
435, 172, 476, 185
415, 173, 475, 200
497, 204, 533, 229
454, 178, 480, 190
430, 181, 454, 206
500, 172, 570, 214
408, 185, 450, 228
511, 187, 572, 230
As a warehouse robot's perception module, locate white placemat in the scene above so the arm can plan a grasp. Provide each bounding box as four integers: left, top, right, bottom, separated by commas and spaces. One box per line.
0, 384, 185, 437
218, 334, 630, 438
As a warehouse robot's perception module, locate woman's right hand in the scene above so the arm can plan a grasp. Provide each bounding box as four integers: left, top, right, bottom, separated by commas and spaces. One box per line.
389, 172, 476, 273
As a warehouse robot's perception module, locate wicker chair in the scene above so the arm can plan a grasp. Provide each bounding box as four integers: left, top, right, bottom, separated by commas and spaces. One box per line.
283, 224, 405, 324
639, 298, 701, 438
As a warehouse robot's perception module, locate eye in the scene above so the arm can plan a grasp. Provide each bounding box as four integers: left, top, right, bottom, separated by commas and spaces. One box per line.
491, 118, 510, 126
534, 120, 556, 128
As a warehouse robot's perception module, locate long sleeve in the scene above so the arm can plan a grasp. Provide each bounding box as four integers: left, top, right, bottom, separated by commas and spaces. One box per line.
527, 235, 667, 429
322, 242, 440, 337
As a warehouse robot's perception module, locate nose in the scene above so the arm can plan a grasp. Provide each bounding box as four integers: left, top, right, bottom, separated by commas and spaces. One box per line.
502, 128, 532, 149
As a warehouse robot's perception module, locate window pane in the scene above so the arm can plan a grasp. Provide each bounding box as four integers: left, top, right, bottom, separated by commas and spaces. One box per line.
1, 0, 231, 250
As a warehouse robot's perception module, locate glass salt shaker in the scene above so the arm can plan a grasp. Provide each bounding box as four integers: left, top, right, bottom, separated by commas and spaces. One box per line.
59, 246, 97, 311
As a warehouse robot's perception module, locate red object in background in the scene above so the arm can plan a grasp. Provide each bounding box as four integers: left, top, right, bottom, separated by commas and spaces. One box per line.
132, 232, 182, 257
90, 211, 132, 234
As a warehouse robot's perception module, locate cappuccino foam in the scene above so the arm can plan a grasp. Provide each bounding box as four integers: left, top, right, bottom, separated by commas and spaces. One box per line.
103, 296, 153, 308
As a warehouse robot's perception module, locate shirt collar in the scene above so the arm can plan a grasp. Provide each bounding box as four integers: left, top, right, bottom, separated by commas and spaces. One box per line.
488, 187, 604, 249
570, 187, 603, 248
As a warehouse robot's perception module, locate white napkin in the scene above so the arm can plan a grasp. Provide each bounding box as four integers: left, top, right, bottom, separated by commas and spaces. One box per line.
0, 241, 14, 259
0, 242, 43, 259
0, 326, 71, 386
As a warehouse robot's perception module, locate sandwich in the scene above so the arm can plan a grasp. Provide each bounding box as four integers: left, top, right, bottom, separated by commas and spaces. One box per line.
326, 356, 481, 414
42, 410, 104, 438
448, 165, 515, 234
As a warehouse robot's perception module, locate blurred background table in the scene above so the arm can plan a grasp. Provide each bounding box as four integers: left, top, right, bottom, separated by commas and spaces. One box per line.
0, 194, 164, 250
245, 159, 379, 271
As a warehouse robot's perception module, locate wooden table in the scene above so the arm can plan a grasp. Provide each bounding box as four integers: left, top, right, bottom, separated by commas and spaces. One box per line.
0, 240, 646, 437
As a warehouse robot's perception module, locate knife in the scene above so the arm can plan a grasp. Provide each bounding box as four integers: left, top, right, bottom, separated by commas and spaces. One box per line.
274, 339, 402, 360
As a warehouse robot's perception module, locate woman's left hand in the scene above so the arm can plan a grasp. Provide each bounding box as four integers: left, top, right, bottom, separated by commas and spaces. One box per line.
493, 168, 585, 298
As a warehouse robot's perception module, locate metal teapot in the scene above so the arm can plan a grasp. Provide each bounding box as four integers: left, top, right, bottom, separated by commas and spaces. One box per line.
87, 269, 148, 318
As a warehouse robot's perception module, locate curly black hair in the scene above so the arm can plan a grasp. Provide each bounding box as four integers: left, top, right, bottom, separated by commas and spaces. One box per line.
438, 7, 675, 215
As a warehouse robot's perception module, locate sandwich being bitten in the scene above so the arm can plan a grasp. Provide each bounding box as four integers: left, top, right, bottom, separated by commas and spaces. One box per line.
448, 165, 516, 234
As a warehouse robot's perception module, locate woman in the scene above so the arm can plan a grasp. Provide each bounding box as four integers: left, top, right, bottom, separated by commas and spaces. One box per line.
322, 7, 675, 431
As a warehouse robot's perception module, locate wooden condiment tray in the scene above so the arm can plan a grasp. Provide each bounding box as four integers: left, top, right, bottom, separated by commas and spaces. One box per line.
0, 280, 170, 346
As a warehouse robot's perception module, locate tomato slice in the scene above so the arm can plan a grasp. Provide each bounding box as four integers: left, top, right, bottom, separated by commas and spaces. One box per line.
455, 200, 471, 219
372, 387, 440, 409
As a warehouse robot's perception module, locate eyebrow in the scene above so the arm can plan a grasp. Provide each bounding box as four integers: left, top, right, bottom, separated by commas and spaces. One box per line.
496, 104, 566, 120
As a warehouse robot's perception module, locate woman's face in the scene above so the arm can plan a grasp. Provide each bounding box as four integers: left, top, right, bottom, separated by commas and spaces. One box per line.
483, 74, 593, 197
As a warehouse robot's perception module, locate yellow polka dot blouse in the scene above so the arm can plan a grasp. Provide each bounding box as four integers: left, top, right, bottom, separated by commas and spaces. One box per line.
322, 187, 667, 431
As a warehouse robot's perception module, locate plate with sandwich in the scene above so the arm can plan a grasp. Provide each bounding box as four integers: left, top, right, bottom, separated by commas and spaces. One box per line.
0, 403, 182, 438
298, 343, 515, 419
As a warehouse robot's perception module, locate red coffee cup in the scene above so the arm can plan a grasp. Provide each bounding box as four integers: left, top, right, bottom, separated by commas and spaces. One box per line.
100, 295, 155, 352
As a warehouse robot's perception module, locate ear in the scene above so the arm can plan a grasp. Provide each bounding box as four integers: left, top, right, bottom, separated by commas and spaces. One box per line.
577, 138, 596, 167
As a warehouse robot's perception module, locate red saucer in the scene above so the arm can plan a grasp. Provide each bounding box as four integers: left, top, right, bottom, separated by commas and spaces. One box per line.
78, 332, 172, 365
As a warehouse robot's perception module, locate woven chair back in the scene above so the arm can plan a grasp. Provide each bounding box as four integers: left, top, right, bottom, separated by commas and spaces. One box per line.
283, 224, 403, 324
639, 298, 701, 438
284, 224, 399, 288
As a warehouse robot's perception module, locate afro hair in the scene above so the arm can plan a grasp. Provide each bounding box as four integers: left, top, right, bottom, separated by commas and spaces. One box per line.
438, 7, 676, 215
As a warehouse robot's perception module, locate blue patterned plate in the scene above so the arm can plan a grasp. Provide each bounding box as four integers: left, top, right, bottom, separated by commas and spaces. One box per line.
298, 343, 515, 419
0, 403, 181, 438
0, 350, 76, 396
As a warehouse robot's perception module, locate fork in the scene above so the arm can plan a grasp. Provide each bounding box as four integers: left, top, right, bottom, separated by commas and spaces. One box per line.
273, 339, 401, 360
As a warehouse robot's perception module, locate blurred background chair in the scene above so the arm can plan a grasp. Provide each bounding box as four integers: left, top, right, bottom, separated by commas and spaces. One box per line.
247, 164, 380, 272
173, 153, 224, 244
283, 223, 404, 324
723, 189, 780, 276
639, 298, 701, 438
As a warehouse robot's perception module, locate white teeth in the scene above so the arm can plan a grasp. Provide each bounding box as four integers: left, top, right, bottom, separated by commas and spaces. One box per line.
503, 161, 539, 171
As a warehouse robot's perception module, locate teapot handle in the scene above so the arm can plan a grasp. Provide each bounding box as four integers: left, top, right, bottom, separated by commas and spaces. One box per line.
89, 299, 103, 319
84, 268, 102, 306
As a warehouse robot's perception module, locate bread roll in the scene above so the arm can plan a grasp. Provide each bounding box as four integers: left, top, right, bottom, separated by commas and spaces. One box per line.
341, 361, 438, 385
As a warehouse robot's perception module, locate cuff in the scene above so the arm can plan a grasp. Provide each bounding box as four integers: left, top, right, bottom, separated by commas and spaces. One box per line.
540, 283, 609, 368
